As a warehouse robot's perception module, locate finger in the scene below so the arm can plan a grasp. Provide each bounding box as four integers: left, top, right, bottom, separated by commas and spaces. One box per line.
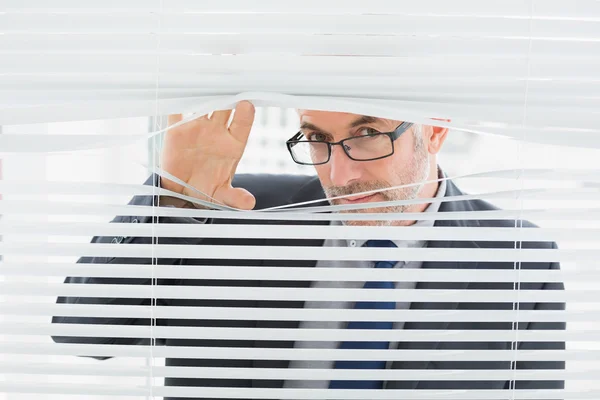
216, 186, 256, 210
228, 101, 255, 144
193, 113, 209, 122
167, 114, 183, 126
210, 109, 233, 126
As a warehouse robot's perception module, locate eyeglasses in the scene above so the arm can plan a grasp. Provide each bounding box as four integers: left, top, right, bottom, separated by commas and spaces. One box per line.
286, 121, 413, 166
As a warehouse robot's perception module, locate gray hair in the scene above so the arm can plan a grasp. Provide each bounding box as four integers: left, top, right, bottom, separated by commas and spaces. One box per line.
412, 123, 422, 139
412, 123, 424, 150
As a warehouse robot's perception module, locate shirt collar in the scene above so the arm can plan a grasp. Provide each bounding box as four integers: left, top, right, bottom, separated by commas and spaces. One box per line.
344, 165, 447, 248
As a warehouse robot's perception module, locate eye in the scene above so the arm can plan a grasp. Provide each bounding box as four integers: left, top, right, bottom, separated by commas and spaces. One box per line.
356, 127, 381, 137
306, 132, 328, 142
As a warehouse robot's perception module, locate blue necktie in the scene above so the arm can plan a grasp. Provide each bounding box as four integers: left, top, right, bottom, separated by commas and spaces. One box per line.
329, 239, 398, 390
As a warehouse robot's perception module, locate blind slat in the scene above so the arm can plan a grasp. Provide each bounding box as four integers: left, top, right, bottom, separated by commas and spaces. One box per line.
153, 387, 598, 400
4, 0, 600, 19
5, 14, 598, 39
2, 222, 598, 242
0, 303, 584, 322
5, 54, 600, 76
0, 324, 580, 342
3, 34, 598, 56
1, 263, 593, 281
1, 364, 590, 381
0, 243, 591, 263
0, 342, 591, 362
0, 283, 583, 302
0, 384, 583, 400
1, 200, 598, 221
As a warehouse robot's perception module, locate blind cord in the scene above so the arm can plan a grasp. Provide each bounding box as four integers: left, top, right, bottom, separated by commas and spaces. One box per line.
150, 2, 164, 399
510, 0, 535, 397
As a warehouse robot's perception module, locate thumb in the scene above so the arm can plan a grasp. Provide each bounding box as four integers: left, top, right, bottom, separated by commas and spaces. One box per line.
218, 186, 256, 210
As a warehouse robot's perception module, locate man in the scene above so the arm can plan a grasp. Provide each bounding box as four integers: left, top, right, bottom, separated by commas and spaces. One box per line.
52, 101, 565, 399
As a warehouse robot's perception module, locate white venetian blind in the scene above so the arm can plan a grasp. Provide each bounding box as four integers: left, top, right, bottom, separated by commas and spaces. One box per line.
0, 1, 599, 399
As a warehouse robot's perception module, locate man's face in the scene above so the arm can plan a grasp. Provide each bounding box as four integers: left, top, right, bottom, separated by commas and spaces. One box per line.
297, 110, 432, 227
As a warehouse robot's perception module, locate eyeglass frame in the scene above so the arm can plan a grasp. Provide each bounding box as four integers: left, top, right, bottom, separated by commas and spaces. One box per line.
285, 120, 414, 166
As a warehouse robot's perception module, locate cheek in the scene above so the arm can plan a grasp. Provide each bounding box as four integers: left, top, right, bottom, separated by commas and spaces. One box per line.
370, 146, 419, 184
363, 157, 396, 182
314, 164, 330, 183
394, 136, 416, 161
392, 137, 423, 172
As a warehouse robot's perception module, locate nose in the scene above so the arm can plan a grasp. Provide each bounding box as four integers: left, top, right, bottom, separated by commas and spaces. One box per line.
328, 143, 362, 187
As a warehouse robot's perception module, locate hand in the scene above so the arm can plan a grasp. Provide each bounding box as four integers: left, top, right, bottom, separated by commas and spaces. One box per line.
159, 101, 256, 210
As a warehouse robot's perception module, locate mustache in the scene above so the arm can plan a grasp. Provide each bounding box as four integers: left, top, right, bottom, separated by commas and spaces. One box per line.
323, 182, 392, 201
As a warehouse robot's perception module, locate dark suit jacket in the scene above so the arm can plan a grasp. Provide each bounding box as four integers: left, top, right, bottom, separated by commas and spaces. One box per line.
52, 174, 565, 400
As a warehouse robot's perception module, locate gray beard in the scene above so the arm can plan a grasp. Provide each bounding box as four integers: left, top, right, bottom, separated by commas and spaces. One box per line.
323, 136, 430, 227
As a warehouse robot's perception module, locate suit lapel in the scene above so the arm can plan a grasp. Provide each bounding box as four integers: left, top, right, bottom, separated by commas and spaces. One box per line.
386, 179, 482, 389
385, 244, 478, 389
251, 176, 329, 387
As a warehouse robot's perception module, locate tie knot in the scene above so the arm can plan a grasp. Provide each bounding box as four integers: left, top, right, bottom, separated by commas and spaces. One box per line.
365, 240, 398, 268
365, 239, 397, 248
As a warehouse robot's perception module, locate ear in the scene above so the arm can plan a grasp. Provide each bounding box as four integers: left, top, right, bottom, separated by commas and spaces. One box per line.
428, 118, 450, 154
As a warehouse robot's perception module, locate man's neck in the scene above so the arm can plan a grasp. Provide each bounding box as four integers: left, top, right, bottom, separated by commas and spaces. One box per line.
393, 164, 442, 227
415, 179, 440, 213
391, 181, 438, 227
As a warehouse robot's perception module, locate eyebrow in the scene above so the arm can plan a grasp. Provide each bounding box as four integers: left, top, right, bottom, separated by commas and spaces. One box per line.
349, 115, 379, 128
299, 115, 380, 135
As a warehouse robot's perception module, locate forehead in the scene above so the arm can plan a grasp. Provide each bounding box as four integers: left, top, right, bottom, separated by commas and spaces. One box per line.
298, 109, 370, 125
297, 109, 397, 131
297, 109, 360, 122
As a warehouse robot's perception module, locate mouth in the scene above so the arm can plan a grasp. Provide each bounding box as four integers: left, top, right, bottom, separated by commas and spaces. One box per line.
337, 193, 378, 204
